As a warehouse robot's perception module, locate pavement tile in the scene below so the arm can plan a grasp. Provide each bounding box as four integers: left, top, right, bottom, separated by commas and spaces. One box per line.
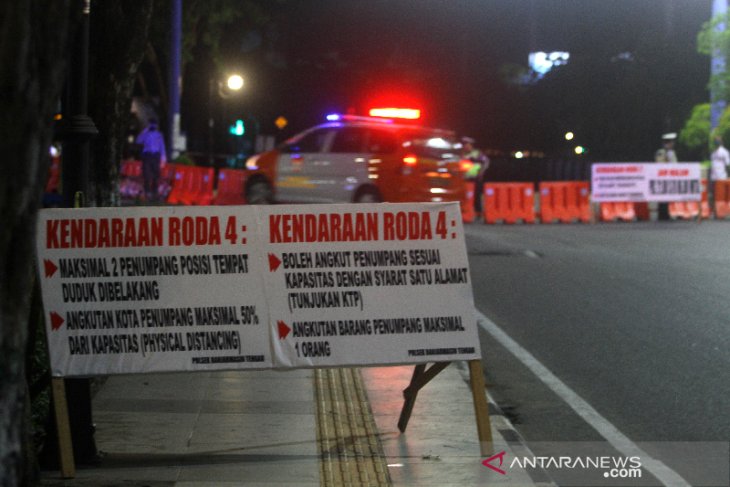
41, 362, 539, 487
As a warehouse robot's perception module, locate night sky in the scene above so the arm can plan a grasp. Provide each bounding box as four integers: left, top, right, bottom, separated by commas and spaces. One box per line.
188, 0, 713, 161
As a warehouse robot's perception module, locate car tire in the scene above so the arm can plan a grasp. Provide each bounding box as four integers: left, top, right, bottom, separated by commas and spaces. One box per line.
354, 187, 382, 203
246, 178, 274, 204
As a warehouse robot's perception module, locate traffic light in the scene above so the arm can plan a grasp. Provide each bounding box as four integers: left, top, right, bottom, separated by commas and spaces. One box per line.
229, 119, 245, 136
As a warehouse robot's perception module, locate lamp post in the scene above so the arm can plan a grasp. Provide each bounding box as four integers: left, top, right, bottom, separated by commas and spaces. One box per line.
711, 0, 727, 131
208, 73, 244, 167
168, 0, 182, 160
46, 0, 99, 467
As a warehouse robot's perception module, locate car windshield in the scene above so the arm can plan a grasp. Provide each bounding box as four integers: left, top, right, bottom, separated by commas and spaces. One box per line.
402, 132, 462, 161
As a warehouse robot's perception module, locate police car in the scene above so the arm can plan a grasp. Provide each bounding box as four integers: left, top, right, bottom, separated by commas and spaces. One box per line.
244, 110, 469, 205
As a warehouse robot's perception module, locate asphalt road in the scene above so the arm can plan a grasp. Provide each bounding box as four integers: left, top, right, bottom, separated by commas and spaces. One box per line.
464, 220, 730, 480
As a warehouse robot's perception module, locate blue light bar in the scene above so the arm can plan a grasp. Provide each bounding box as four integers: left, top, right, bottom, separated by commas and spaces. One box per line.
326, 113, 341, 121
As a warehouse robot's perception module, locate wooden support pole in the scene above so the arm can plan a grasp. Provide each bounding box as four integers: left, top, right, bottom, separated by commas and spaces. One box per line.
50, 377, 76, 478
397, 364, 425, 433
468, 359, 493, 457
397, 362, 450, 433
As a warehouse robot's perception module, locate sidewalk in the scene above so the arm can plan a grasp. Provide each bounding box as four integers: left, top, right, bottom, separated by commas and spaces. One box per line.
41, 362, 540, 486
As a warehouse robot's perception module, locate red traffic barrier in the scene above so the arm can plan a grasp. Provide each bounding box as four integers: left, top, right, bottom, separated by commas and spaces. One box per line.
461, 181, 476, 223
166, 165, 214, 206
45, 156, 61, 193
539, 181, 591, 223
715, 180, 730, 219
119, 159, 142, 178
182, 166, 214, 205
119, 160, 143, 200
120, 159, 142, 178
634, 202, 650, 221
166, 165, 193, 205
160, 162, 176, 181
483, 183, 535, 224
213, 168, 248, 205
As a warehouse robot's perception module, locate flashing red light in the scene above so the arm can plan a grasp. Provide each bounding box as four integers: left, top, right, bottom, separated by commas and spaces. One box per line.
403, 154, 418, 166
369, 107, 421, 120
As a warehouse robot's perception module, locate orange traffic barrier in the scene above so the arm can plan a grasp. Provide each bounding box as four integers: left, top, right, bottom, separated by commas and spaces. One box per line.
213, 168, 248, 205
483, 183, 535, 224
539, 181, 591, 223
461, 181, 476, 223
668, 180, 709, 220
715, 180, 730, 219
668, 201, 698, 219
599, 202, 636, 222
702, 179, 711, 218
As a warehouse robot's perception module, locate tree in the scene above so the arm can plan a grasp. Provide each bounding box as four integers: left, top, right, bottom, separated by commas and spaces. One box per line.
679, 103, 712, 160
141, 0, 276, 157
0, 2, 155, 485
0, 2, 77, 486
88, 1, 155, 207
680, 11, 730, 160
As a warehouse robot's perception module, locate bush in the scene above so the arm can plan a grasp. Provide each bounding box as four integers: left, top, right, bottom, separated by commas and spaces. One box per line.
172, 153, 194, 166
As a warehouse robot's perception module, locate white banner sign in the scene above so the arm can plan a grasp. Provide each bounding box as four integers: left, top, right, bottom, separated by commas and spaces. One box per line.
261, 204, 480, 368
591, 163, 702, 202
36, 203, 480, 377
36, 206, 272, 376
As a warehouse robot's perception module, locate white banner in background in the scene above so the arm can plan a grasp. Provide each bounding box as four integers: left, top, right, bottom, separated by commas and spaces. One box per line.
591, 163, 702, 202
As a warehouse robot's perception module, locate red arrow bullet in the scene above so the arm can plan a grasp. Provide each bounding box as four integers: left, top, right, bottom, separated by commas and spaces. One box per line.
268, 253, 281, 272
277, 320, 291, 340
50, 312, 64, 331
44, 259, 58, 278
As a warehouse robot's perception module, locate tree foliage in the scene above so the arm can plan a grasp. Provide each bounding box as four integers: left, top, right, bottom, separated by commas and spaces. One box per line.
88, 1, 155, 207
680, 11, 730, 159
679, 103, 711, 159
698, 12, 730, 102
141, 0, 274, 129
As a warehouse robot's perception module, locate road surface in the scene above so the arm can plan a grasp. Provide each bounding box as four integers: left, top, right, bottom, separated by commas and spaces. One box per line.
465, 221, 730, 484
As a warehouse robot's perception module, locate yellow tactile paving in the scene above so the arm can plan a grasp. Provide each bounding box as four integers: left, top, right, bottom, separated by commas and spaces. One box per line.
315, 368, 392, 487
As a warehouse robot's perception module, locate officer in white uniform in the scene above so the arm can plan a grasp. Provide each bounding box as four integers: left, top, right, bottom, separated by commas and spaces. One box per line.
655, 132, 678, 163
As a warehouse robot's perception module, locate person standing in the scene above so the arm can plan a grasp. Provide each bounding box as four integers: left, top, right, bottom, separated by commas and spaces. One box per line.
655, 132, 678, 163
461, 137, 490, 219
135, 117, 167, 202
655, 132, 677, 220
711, 135, 729, 181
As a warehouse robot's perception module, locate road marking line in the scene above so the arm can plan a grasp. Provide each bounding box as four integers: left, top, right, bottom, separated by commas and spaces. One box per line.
476, 311, 691, 487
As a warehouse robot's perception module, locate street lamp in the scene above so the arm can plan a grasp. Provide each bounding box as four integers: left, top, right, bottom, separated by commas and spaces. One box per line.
226, 74, 244, 92
208, 72, 244, 166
